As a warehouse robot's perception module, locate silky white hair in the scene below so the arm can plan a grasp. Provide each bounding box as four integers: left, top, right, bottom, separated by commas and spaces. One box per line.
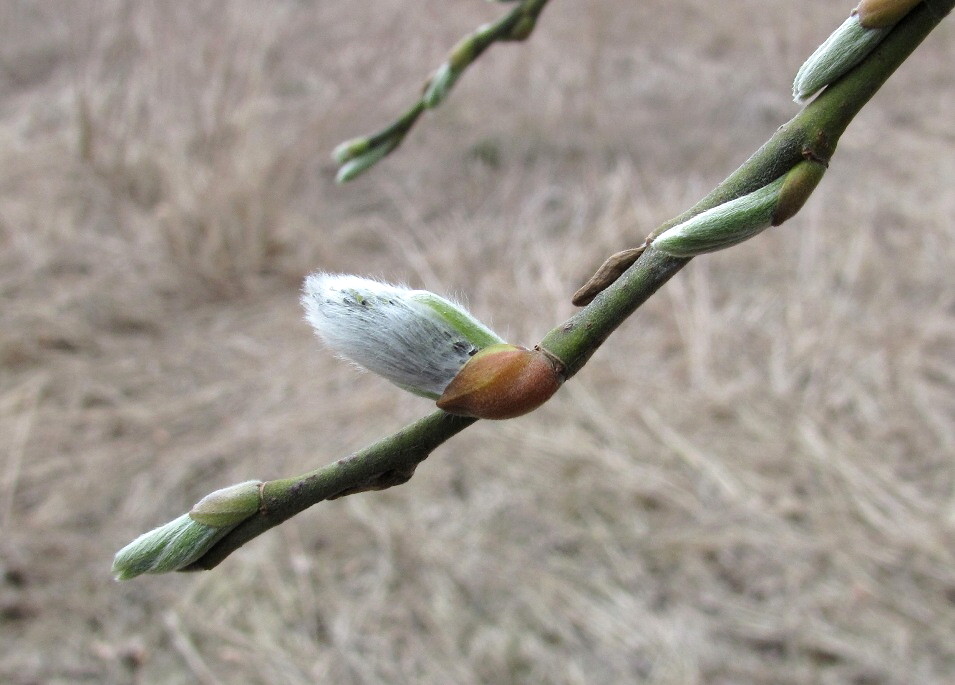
301, 273, 503, 398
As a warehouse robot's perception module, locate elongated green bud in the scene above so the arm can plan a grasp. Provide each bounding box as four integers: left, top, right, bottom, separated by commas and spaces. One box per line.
423, 63, 460, 109
652, 176, 786, 257
189, 480, 262, 527
335, 139, 398, 184
302, 273, 504, 399
332, 137, 371, 165
856, 0, 922, 28
448, 30, 483, 71
112, 514, 235, 580
792, 13, 889, 103
436, 343, 562, 419
423, 22, 495, 109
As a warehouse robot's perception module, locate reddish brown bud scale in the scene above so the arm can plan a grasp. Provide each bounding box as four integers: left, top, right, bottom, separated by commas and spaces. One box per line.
436, 343, 562, 420
855, 0, 922, 29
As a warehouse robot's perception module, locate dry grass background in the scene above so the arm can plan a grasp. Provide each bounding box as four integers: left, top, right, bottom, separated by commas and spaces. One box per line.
1, 1, 954, 683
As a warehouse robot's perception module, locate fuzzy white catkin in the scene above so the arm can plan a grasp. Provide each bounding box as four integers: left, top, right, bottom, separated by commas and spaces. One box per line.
301, 273, 504, 398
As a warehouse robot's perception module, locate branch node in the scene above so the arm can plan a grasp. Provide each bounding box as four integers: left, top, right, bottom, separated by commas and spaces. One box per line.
802, 145, 830, 168
534, 344, 567, 381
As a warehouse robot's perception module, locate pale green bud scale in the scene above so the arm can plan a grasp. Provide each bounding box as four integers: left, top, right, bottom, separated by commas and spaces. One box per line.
793, 15, 889, 103
652, 176, 786, 257
112, 514, 235, 580
189, 480, 263, 528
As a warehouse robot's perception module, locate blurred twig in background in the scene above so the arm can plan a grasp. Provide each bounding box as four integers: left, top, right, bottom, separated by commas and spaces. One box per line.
332, 0, 551, 182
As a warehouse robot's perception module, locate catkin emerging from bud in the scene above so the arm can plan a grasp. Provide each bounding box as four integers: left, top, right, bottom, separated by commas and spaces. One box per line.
302, 273, 504, 398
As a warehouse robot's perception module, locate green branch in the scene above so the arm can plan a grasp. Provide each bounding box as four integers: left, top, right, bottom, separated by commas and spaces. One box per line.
574, 0, 952, 305
181, 412, 476, 571
112, 1, 953, 576
333, 0, 551, 182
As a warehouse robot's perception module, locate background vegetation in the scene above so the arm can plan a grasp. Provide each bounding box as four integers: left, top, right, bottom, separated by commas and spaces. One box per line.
1, 1, 953, 682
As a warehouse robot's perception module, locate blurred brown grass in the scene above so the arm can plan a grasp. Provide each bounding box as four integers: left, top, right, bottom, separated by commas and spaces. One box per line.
2, 1, 954, 683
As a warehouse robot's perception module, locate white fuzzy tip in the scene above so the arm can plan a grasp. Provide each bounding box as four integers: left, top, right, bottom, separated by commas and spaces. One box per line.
302, 273, 504, 398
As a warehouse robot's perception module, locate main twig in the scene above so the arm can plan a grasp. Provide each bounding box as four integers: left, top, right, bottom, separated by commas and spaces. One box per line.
111, 1, 953, 577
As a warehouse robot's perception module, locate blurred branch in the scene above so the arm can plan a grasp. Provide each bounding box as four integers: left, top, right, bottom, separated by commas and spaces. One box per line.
110, 1, 951, 577
332, 0, 551, 182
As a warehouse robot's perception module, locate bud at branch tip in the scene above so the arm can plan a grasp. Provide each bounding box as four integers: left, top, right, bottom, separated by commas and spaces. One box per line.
335, 139, 398, 183
112, 514, 236, 580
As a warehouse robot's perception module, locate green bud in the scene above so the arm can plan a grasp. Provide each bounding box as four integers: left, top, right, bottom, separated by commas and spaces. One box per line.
335, 139, 398, 183
412, 292, 503, 350
448, 33, 480, 72
189, 480, 262, 528
332, 137, 371, 165
112, 514, 234, 580
652, 176, 786, 257
771, 159, 827, 226
792, 14, 889, 103
423, 63, 460, 109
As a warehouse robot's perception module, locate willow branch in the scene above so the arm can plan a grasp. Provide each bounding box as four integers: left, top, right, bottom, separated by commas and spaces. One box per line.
176, 1, 951, 571
332, 0, 551, 182
573, 0, 952, 305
